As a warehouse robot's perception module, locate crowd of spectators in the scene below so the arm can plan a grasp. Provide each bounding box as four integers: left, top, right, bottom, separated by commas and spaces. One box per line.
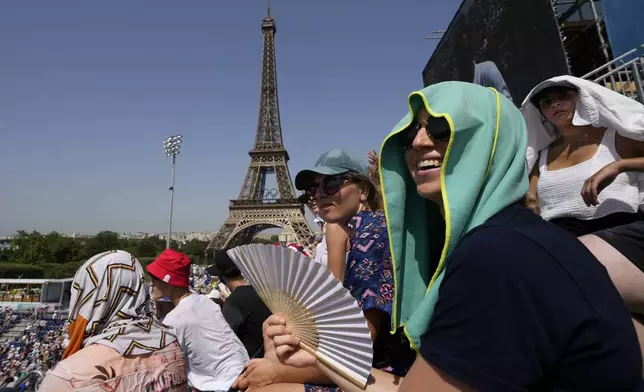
0, 310, 21, 336
0, 310, 66, 391
189, 264, 214, 295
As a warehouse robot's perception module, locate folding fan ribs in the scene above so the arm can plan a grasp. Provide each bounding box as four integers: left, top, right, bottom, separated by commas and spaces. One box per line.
227, 243, 374, 389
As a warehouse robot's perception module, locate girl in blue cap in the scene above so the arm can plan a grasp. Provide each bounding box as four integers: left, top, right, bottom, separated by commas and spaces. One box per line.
234, 149, 415, 392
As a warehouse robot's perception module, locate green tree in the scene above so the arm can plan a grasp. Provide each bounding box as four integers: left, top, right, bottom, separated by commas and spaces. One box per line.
179, 239, 209, 256
134, 237, 166, 258
11, 230, 47, 264
252, 238, 274, 245
7, 231, 83, 264
81, 231, 122, 259
45, 232, 82, 263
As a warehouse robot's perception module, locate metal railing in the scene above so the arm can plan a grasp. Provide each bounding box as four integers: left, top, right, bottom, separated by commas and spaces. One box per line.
582, 44, 644, 104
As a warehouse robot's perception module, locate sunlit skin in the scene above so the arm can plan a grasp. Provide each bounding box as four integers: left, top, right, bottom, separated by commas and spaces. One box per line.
403, 107, 451, 206
149, 278, 164, 301
537, 88, 577, 130
313, 175, 366, 225
307, 197, 320, 215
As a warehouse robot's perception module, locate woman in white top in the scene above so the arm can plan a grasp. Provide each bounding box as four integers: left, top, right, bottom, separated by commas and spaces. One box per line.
526, 82, 643, 236
523, 78, 644, 348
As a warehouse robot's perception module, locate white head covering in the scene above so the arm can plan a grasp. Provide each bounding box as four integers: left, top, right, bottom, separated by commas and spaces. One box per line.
64, 250, 177, 358
521, 75, 644, 172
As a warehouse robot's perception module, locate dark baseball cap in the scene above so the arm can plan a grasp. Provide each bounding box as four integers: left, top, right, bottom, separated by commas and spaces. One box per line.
205, 249, 241, 278
529, 80, 578, 107
295, 149, 368, 190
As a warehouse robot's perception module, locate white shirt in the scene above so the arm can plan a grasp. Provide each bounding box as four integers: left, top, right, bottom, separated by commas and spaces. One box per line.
163, 293, 249, 391
314, 235, 328, 268
537, 129, 641, 221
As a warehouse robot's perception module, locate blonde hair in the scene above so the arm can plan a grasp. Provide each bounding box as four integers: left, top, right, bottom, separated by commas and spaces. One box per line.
346, 172, 383, 212
524, 192, 541, 215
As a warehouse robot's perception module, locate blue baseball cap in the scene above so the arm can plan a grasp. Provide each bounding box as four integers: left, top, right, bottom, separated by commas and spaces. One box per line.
295, 149, 369, 190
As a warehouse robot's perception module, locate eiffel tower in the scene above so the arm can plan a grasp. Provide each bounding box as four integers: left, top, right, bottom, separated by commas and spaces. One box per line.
206, 5, 313, 251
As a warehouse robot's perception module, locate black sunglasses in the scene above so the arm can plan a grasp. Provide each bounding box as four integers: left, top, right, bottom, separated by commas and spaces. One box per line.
307, 174, 353, 197
536, 89, 576, 110
399, 116, 451, 149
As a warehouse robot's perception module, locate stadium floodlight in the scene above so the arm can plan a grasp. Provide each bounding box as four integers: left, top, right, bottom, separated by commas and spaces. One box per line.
163, 135, 183, 249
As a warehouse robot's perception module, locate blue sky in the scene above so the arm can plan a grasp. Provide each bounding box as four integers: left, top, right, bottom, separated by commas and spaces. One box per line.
0, 0, 460, 236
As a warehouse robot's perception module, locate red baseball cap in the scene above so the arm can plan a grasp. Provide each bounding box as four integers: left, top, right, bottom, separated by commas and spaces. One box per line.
146, 249, 191, 287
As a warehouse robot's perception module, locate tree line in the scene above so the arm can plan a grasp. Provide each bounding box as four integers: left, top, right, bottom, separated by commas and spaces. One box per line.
2, 230, 211, 264
0, 230, 278, 279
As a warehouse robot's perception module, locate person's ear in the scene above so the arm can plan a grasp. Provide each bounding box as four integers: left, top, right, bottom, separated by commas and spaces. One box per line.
359, 182, 369, 203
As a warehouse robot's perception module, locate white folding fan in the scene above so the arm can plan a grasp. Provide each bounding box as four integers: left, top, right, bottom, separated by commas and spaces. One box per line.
226, 243, 374, 389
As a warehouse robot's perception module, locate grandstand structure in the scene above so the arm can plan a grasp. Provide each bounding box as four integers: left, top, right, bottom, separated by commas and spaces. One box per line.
0, 278, 73, 312
553, 0, 644, 103
422, 0, 644, 104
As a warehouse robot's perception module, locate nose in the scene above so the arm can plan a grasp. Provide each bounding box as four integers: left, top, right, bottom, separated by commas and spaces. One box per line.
313, 183, 326, 200
411, 127, 436, 151
549, 100, 562, 109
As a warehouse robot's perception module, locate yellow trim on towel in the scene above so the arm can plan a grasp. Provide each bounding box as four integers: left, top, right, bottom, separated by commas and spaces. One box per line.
378, 95, 412, 334
378, 91, 456, 341
403, 324, 419, 352
414, 93, 455, 297
380, 87, 504, 350
485, 88, 502, 178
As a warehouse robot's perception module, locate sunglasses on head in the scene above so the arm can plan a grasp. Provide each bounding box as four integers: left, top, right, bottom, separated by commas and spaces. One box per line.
399, 116, 451, 149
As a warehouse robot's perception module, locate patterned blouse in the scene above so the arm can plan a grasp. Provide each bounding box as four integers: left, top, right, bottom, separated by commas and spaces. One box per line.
344, 211, 395, 314
304, 211, 415, 392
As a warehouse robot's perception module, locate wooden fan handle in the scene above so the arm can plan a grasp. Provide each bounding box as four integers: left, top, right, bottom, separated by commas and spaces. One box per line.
299, 341, 368, 390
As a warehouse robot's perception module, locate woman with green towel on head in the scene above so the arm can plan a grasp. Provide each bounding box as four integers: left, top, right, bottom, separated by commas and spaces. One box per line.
265, 82, 643, 391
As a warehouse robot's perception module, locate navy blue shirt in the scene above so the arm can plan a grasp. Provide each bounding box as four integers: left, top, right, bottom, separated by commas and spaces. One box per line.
420, 204, 643, 392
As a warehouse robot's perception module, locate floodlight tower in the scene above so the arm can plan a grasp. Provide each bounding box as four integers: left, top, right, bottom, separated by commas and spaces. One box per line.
163, 135, 183, 249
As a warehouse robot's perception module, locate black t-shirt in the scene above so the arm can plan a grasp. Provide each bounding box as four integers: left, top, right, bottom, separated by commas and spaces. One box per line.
420, 204, 643, 392
222, 285, 272, 358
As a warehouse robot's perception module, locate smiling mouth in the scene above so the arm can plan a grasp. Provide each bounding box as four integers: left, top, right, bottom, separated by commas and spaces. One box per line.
416, 159, 442, 171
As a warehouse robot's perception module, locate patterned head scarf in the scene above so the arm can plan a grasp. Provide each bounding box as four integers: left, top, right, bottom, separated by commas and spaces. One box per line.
63, 250, 177, 359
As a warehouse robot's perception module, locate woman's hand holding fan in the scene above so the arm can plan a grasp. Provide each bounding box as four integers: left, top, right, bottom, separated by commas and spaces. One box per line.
265, 315, 318, 368
226, 244, 374, 389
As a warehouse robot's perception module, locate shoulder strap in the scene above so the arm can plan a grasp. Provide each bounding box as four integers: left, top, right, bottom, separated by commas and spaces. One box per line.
538, 148, 549, 172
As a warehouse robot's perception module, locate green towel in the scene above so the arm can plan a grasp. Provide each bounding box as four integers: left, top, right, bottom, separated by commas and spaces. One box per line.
378, 81, 529, 349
